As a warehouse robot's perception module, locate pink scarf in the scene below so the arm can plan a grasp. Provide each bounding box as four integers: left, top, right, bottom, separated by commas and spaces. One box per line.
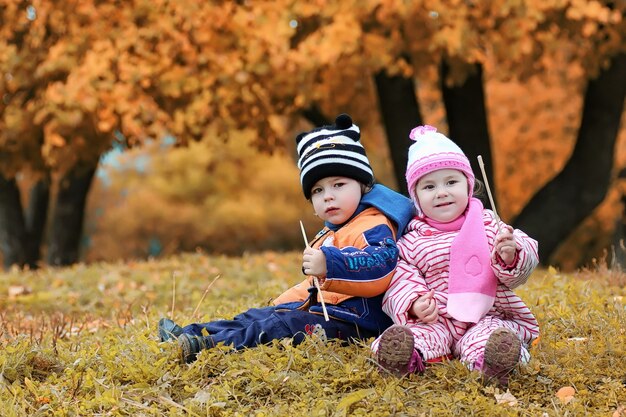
425, 198, 497, 323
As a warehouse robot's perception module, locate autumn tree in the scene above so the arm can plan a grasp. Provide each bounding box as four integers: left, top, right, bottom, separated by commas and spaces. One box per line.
1, 0, 624, 268
280, 1, 626, 264
0, 1, 170, 268
0, 0, 307, 268
85, 133, 314, 261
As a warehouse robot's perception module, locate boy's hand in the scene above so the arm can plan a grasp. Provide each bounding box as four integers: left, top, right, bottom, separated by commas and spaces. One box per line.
495, 225, 518, 266
409, 289, 438, 323
302, 247, 327, 279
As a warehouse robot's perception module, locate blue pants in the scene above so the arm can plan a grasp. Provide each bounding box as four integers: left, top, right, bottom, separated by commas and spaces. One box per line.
182, 306, 377, 351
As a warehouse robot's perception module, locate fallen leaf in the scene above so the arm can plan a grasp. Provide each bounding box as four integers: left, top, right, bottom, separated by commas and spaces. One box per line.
537, 375, 552, 384
556, 386, 575, 404
192, 389, 211, 405
495, 389, 519, 406
8, 285, 31, 297
531, 336, 541, 348
567, 337, 587, 342
613, 405, 626, 417
335, 388, 376, 417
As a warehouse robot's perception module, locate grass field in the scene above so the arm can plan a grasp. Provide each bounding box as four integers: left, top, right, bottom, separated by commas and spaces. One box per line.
0, 252, 624, 416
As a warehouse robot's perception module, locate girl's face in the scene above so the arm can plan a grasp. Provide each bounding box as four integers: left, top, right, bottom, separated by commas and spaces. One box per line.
311, 176, 362, 225
415, 169, 469, 222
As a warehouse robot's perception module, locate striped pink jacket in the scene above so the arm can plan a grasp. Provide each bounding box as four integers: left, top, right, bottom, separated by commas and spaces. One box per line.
383, 209, 539, 338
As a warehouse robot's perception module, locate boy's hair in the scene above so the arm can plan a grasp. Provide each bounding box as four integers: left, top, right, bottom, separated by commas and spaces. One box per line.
307, 181, 373, 203
296, 113, 374, 199
361, 182, 373, 195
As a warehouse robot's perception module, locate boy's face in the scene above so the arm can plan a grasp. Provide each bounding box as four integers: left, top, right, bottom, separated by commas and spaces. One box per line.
415, 168, 469, 222
311, 176, 362, 225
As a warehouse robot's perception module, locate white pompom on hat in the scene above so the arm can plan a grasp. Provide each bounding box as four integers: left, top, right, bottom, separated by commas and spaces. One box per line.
405, 125, 475, 216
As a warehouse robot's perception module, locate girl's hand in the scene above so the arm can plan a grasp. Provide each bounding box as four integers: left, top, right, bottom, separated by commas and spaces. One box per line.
409, 289, 438, 323
495, 225, 518, 266
302, 247, 327, 279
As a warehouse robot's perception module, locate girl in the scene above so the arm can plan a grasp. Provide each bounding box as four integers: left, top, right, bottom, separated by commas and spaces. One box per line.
372, 125, 539, 386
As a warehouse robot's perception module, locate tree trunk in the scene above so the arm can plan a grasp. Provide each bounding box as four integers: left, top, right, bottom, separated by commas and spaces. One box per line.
24, 176, 50, 269
513, 52, 626, 265
440, 61, 496, 203
302, 105, 331, 127
47, 166, 96, 266
0, 174, 27, 269
612, 168, 626, 269
374, 71, 423, 195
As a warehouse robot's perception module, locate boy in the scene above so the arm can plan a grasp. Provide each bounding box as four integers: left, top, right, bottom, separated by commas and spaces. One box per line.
159, 114, 414, 363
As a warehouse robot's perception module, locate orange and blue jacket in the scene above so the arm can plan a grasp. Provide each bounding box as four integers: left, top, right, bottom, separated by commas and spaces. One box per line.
272, 185, 414, 334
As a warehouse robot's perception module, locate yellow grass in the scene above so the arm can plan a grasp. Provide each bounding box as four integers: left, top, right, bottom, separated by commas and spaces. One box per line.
0, 252, 624, 416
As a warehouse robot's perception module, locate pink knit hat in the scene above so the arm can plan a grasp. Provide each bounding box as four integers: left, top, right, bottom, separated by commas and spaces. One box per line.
405, 125, 475, 216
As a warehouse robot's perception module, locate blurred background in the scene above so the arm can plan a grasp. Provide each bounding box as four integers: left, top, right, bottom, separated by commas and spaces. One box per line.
1, 0, 625, 271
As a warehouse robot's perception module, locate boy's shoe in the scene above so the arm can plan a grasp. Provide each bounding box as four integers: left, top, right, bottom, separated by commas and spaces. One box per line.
158, 318, 184, 342
481, 327, 521, 386
376, 325, 425, 377
178, 334, 210, 364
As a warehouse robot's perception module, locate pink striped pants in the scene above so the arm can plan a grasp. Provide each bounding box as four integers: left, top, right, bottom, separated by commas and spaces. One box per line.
372, 315, 537, 369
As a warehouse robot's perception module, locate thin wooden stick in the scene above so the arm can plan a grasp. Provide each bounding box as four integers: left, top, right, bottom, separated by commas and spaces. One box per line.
170, 271, 177, 319
299, 220, 311, 249
477, 155, 502, 235
192, 275, 221, 320
299, 220, 330, 321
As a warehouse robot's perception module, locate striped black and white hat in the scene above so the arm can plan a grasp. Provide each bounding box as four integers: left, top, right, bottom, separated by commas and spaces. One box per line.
296, 113, 374, 199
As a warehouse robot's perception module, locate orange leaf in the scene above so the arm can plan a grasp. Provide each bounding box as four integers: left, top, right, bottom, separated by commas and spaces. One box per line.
495, 390, 519, 406
556, 386, 575, 404
531, 336, 541, 348
47, 132, 66, 147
